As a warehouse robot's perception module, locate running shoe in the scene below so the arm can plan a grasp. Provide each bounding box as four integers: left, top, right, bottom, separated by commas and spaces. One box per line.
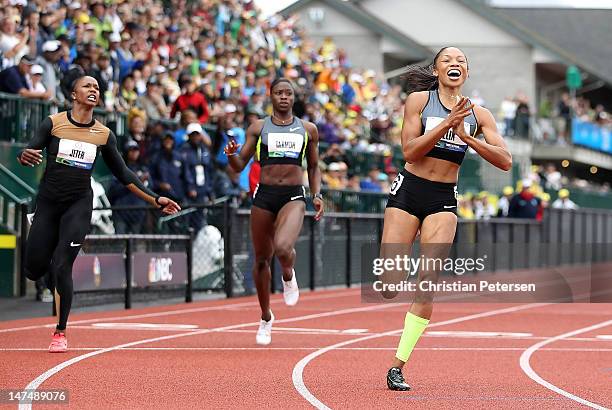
49, 331, 67, 353
282, 269, 299, 306
387, 367, 410, 391
256, 311, 274, 345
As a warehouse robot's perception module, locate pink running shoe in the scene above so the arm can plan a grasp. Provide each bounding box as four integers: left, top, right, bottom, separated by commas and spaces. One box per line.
48, 331, 67, 353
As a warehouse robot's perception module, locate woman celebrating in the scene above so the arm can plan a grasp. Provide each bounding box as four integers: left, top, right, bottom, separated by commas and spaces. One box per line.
383, 47, 512, 390
224, 78, 324, 345
18, 76, 180, 353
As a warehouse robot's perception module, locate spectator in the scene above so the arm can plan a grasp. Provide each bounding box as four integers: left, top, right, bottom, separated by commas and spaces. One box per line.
543, 164, 562, 191
29, 64, 47, 95
499, 96, 516, 137
508, 179, 541, 219
497, 186, 513, 217
0, 15, 34, 69
137, 77, 168, 121
458, 194, 475, 219
152, 133, 188, 203
552, 189, 578, 210
171, 75, 209, 124
474, 192, 496, 220
180, 123, 215, 232
0, 55, 49, 99
116, 74, 138, 112
35, 40, 64, 102
108, 140, 152, 234
360, 167, 382, 192
515, 93, 531, 139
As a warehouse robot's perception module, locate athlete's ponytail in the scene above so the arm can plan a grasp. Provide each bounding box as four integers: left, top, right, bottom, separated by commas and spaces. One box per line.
401, 63, 439, 94
402, 47, 467, 94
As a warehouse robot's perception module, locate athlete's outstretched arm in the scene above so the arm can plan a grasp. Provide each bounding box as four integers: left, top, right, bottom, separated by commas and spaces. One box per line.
454, 106, 512, 171
402, 93, 473, 163
17, 117, 53, 167
304, 121, 324, 221
225, 120, 261, 172
101, 131, 180, 214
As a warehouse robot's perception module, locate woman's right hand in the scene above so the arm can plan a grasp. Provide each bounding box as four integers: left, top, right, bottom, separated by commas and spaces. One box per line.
446, 97, 474, 129
223, 138, 241, 157
18, 149, 43, 167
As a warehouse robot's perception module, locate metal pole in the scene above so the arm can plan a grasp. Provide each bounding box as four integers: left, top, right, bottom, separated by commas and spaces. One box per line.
345, 218, 352, 288
125, 238, 132, 309
186, 229, 194, 303
309, 217, 315, 291
223, 201, 234, 298
19, 202, 28, 297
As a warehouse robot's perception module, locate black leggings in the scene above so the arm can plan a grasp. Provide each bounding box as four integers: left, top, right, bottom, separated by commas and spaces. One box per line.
24, 193, 93, 331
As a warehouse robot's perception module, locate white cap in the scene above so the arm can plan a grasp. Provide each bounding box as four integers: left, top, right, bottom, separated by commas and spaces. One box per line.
229, 58, 239, 67
215, 65, 225, 74
224, 104, 237, 114
9, 0, 27, 6
522, 178, 532, 188
31, 65, 44, 75
109, 32, 121, 43
226, 68, 236, 76
68, 1, 81, 9
328, 162, 342, 172
186, 123, 203, 135
42, 40, 61, 53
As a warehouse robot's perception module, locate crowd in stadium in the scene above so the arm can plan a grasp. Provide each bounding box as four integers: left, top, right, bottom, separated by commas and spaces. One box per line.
0, 0, 600, 224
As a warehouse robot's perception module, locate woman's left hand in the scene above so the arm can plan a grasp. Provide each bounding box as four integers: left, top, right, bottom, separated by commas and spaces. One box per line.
313, 197, 325, 221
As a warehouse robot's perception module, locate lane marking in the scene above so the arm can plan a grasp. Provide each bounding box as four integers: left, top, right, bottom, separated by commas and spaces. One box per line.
519, 319, 612, 410
292, 303, 547, 410
427, 331, 533, 338
4, 347, 612, 352
0, 288, 360, 333
596, 335, 612, 340
91, 323, 199, 330
18, 301, 399, 409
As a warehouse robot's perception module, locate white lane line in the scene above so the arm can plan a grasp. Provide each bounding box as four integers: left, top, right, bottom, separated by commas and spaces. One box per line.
427, 331, 533, 338
4, 346, 612, 352
519, 319, 612, 410
18, 301, 399, 409
91, 323, 199, 330
292, 303, 547, 410
0, 289, 360, 334
596, 335, 612, 340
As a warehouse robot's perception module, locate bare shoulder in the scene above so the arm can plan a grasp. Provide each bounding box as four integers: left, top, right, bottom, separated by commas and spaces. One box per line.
248, 118, 266, 135
472, 104, 495, 123
406, 91, 429, 112
302, 119, 318, 134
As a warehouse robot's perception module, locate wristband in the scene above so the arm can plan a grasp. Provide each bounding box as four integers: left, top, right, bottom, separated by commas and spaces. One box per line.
155, 196, 162, 206
312, 193, 323, 201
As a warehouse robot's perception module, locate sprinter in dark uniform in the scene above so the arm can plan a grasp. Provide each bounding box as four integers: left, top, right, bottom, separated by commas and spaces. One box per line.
383, 47, 512, 389
17, 76, 180, 353
224, 78, 324, 345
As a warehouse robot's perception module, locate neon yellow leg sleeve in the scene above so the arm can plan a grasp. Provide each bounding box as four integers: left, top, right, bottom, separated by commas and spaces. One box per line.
395, 312, 430, 362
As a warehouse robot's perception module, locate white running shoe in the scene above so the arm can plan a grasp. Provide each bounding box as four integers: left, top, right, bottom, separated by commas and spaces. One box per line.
256, 311, 274, 345
283, 269, 299, 306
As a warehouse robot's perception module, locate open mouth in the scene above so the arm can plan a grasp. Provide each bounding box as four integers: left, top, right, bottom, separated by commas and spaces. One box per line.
87, 95, 97, 102
447, 69, 462, 79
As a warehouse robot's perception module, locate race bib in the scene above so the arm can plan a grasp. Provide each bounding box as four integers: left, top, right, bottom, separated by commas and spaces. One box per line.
56, 139, 97, 169
425, 117, 470, 151
267, 133, 304, 159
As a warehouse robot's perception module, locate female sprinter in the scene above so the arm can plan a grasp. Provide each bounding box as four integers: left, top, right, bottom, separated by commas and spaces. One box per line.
224, 78, 324, 345
383, 47, 512, 390
17, 76, 180, 352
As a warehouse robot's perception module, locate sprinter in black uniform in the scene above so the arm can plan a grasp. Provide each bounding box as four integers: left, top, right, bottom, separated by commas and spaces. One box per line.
224, 78, 324, 345
17, 76, 180, 353
382, 47, 512, 389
